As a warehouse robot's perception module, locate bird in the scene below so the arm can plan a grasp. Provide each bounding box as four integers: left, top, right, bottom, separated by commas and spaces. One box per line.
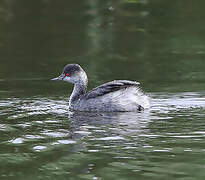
51, 64, 150, 112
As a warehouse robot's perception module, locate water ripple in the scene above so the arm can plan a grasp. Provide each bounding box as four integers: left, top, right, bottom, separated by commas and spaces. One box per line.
0, 92, 205, 180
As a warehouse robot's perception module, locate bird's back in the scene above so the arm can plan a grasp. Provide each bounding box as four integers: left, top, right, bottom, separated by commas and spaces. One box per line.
70, 80, 150, 112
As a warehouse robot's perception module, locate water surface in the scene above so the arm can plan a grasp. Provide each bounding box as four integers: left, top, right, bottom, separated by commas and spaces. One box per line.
0, 0, 205, 179
0, 92, 205, 179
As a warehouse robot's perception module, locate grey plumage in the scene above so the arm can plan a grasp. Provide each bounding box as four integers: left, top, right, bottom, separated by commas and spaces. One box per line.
51, 64, 150, 112
84, 80, 140, 99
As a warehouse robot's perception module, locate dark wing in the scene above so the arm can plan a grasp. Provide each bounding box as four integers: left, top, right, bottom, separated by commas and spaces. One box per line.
84, 80, 140, 99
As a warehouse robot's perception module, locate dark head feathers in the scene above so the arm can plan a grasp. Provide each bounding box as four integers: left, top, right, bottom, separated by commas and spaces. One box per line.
63, 64, 82, 75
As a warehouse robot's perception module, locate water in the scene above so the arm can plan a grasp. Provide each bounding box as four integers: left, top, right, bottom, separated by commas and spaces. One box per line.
0, 0, 205, 180
0, 93, 205, 179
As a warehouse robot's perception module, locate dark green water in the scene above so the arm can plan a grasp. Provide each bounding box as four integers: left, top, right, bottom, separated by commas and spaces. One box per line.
0, 0, 205, 179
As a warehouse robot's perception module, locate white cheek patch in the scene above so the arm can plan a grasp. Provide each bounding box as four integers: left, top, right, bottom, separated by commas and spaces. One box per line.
71, 75, 79, 83
79, 71, 87, 82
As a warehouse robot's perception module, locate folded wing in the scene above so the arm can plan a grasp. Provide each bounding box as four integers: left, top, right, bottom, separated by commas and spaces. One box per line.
84, 80, 140, 99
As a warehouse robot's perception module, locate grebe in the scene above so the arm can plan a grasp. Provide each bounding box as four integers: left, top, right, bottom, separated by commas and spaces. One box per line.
51, 64, 150, 112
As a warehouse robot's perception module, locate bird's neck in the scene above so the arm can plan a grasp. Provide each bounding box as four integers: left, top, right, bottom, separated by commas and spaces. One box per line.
69, 82, 87, 107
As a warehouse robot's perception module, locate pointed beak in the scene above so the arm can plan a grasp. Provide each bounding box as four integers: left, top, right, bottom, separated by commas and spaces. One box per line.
51, 74, 64, 81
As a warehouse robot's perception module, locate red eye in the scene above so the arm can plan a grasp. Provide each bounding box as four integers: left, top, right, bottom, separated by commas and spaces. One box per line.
65, 73, 69, 77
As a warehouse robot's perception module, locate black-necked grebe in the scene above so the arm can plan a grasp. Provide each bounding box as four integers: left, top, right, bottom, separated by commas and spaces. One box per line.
51, 64, 150, 112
